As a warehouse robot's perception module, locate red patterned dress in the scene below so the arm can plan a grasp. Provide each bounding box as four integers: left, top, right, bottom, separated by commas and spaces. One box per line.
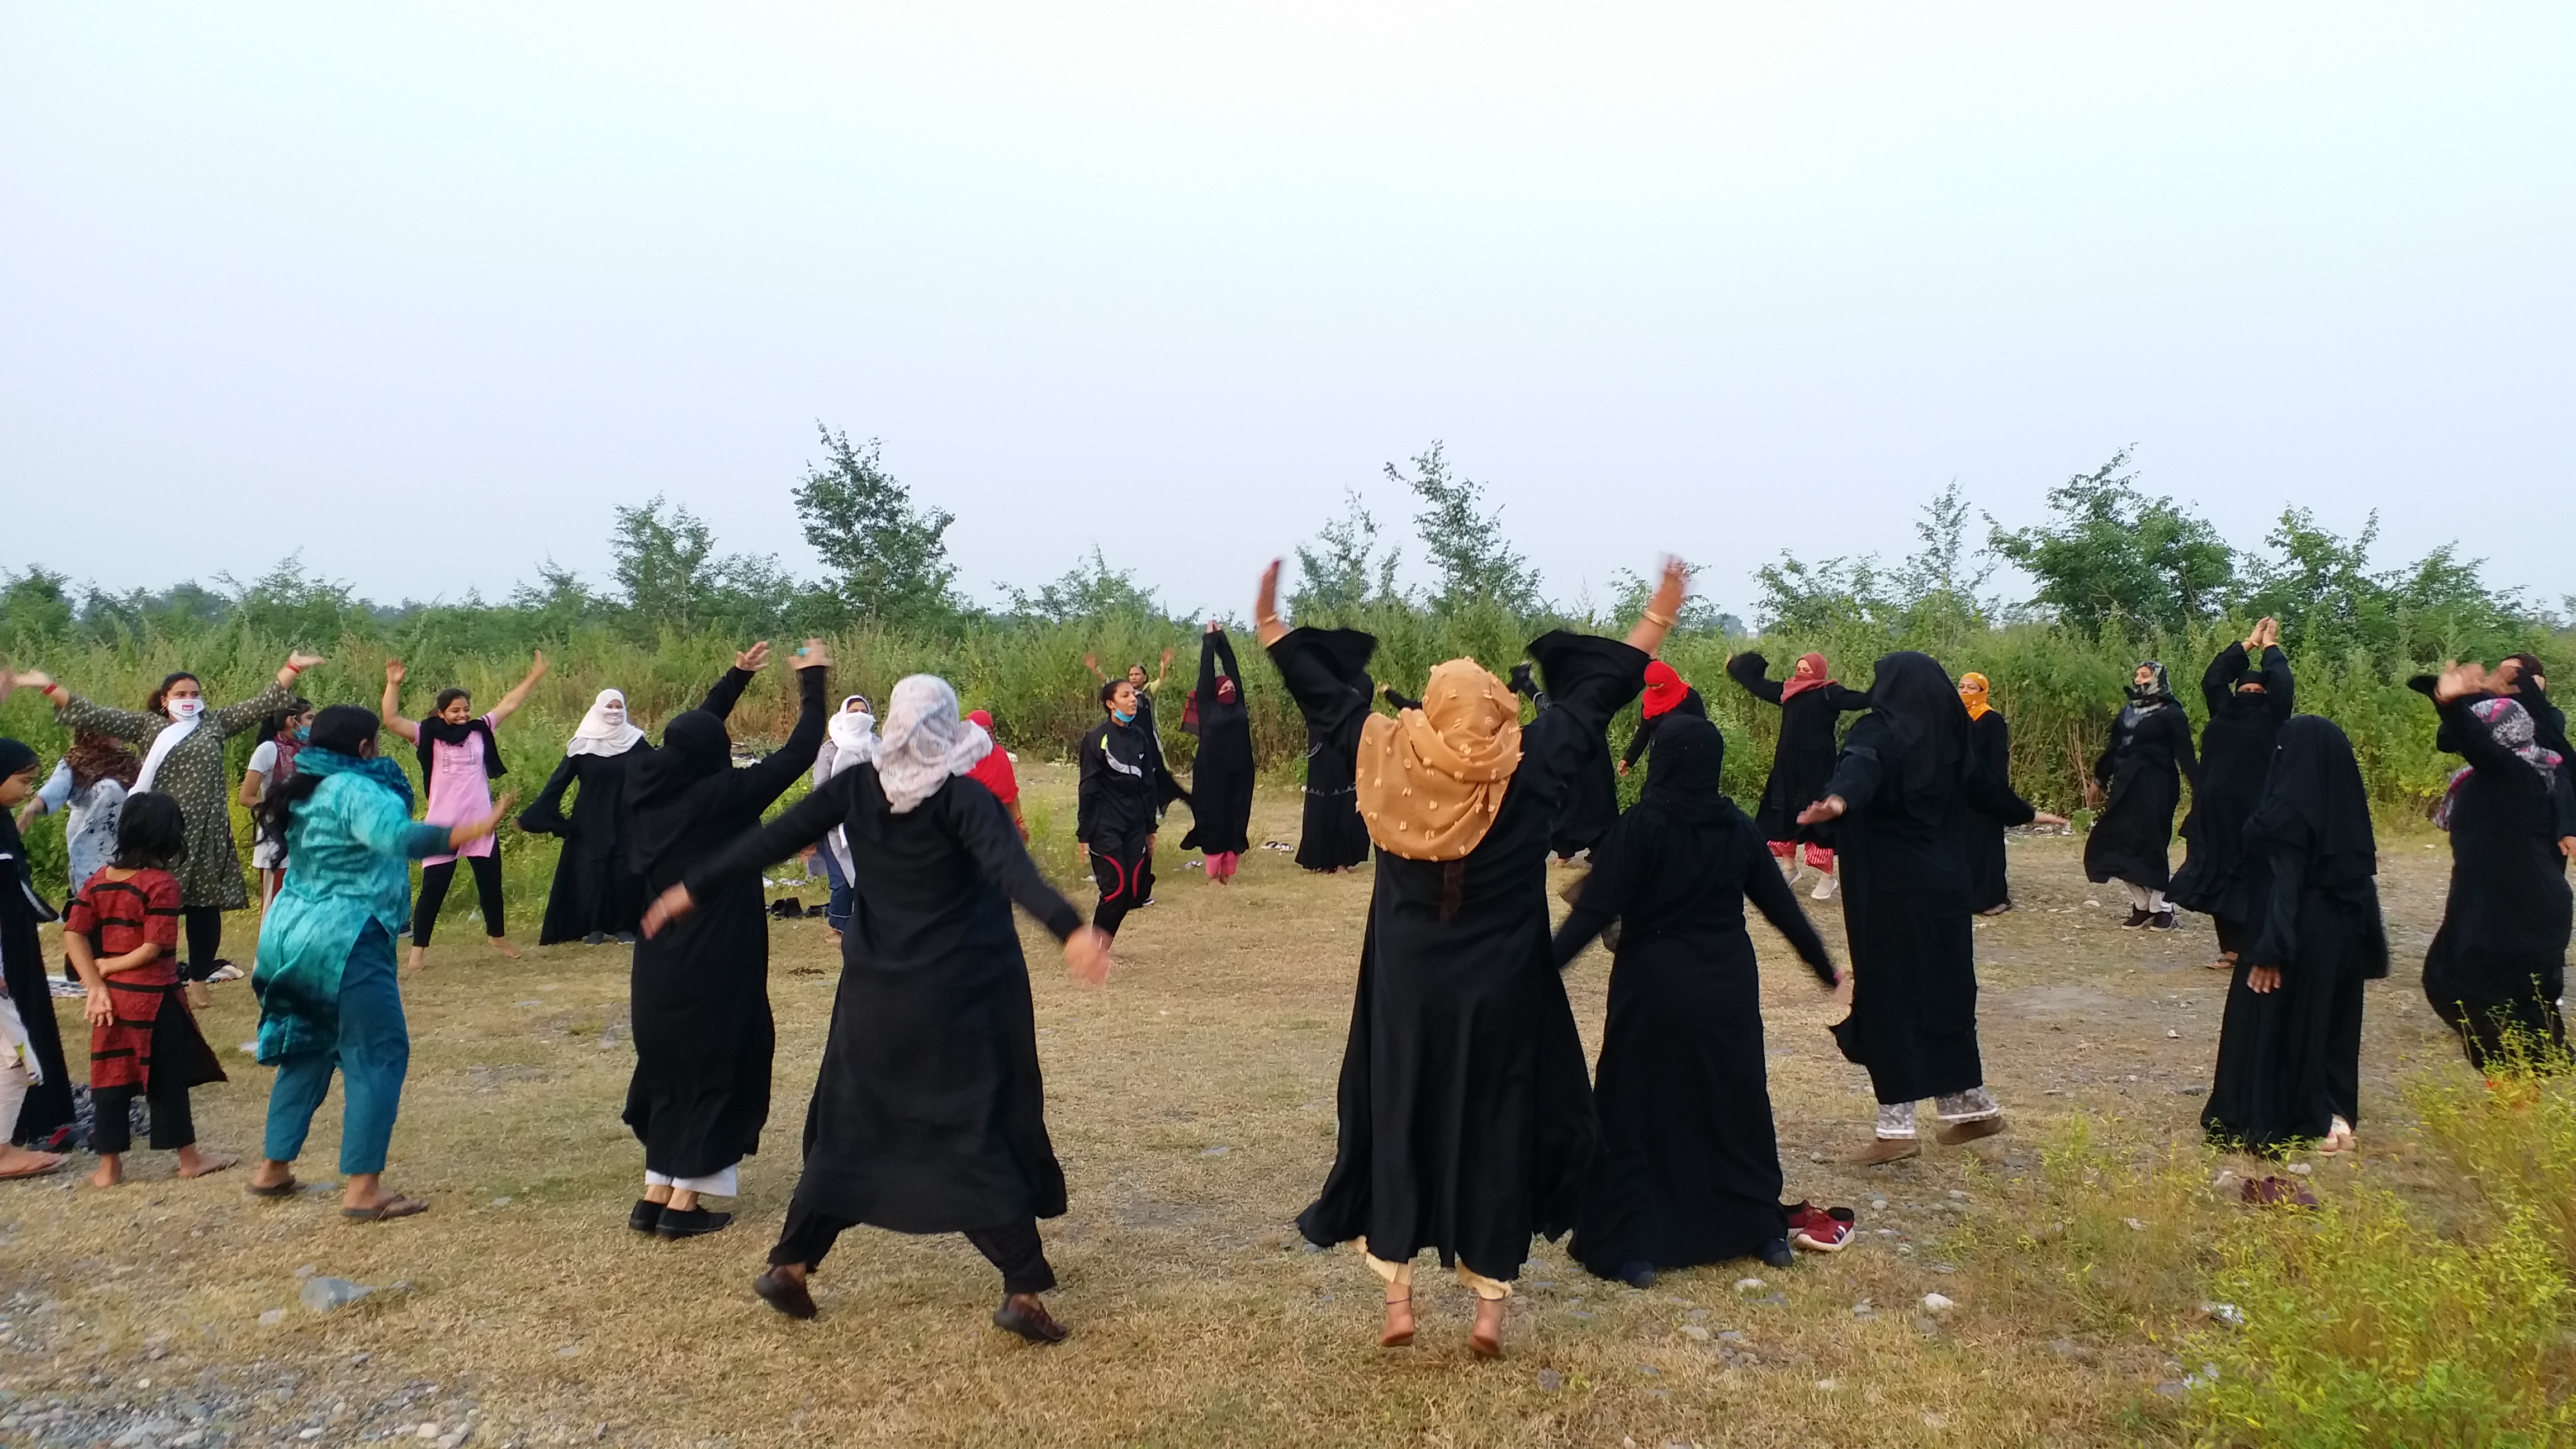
65, 868, 219, 1091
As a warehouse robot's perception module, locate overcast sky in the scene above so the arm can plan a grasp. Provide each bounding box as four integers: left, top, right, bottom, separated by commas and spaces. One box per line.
3, 4, 2569, 622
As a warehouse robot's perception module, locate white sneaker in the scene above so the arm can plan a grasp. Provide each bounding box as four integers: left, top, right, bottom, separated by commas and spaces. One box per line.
1810, 874, 1836, 901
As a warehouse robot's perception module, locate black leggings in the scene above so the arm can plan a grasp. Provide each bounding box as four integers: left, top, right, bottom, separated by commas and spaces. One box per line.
1088, 830, 1152, 939
89, 1072, 197, 1154
182, 906, 224, 982
769, 1200, 1057, 1296
414, 854, 505, 946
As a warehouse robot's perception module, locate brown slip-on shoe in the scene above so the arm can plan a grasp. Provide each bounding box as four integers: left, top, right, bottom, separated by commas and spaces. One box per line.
1937, 1116, 2007, 1147
754, 1269, 819, 1320
993, 1292, 1069, 1344
1849, 1137, 1921, 1166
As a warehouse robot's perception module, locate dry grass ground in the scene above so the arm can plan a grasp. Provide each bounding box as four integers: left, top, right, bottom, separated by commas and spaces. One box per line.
0, 766, 2512, 1447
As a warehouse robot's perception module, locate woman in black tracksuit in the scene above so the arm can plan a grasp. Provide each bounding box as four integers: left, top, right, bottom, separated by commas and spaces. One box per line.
1077, 678, 1188, 938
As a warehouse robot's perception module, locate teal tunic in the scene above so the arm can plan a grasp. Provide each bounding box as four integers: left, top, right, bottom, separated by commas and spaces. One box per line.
250, 755, 448, 1063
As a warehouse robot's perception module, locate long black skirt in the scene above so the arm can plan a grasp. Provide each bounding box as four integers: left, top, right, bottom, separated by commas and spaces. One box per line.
2085, 767, 2181, 890
2200, 889, 2367, 1154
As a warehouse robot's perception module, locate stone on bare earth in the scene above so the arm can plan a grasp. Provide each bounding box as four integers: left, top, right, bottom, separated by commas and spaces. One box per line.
301, 1277, 373, 1314
1921, 1292, 1955, 1314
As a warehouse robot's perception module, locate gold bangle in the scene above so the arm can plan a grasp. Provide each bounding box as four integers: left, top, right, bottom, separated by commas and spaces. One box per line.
1641, 607, 1675, 629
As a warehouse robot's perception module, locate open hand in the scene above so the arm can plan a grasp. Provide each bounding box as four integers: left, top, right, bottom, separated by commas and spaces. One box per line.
1616, 760, 1630, 776
1205, 619, 1221, 635
2435, 660, 2490, 704
2247, 965, 2283, 994
2031, 811, 2070, 828
527, 648, 550, 679
793, 637, 833, 670
286, 651, 326, 673
383, 658, 406, 687
1796, 795, 1847, 826
1063, 926, 1113, 987
2559, 836, 2575, 860
736, 641, 773, 673
641, 884, 696, 937
83, 986, 114, 1028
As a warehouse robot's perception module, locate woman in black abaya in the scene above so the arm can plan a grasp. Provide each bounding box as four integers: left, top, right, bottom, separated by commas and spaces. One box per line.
1954, 673, 2016, 915
1510, 662, 1618, 861
1272, 556, 1685, 1360
1799, 654, 2065, 1164
1177, 623, 1255, 884
1726, 650, 1870, 900
2085, 661, 2199, 930
642, 674, 1110, 1343
0, 737, 74, 1164
2416, 665, 2572, 1071
2171, 619, 2294, 967
519, 689, 654, 945
621, 640, 828, 1239
1552, 715, 1843, 1286
1280, 627, 1375, 873
2201, 716, 2385, 1157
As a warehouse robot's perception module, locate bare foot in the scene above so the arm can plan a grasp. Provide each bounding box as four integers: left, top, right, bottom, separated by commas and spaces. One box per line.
1470, 1296, 1505, 1358
89, 1158, 123, 1188
177, 1149, 238, 1178
405, 946, 429, 973
0, 1145, 64, 1180
1380, 1295, 1414, 1348
487, 936, 522, 961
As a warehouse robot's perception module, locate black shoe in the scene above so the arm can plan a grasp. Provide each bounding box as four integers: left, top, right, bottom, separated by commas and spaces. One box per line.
2148, 910, 2178, 932
1616, 1260, 1657, 1289
754, 1268, 817, 1319
613, 932, 638, 945
992, 1293, 1069, 1344
586, 931, 606, 946
656, 1205, 733, 1239
1758, 1238, 1796, 1270
627, 1198, 661, 1233
2121, 908, 2152, 929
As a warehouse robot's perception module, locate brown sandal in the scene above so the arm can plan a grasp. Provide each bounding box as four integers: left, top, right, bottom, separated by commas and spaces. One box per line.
342, 1195, 429, 1222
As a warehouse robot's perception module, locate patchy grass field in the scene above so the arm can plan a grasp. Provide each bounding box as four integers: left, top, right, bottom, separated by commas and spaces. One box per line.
0, 766, 2565, 1447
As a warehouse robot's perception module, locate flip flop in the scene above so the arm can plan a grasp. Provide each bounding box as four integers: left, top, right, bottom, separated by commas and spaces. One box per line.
342, 1195, 430, 1223
0, 1158, 67, 1181
247, 1175, 301, 1198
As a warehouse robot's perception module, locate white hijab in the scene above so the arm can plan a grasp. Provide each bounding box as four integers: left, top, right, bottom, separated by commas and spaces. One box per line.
567, 689, 646, 757
875, 675, 990, 815
822, 695, 880, 780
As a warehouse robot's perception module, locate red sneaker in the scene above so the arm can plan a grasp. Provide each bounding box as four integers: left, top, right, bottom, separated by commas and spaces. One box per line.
1787, 1201, 1856, 1253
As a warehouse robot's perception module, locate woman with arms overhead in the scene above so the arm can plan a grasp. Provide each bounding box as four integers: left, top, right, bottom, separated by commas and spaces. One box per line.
244, 704, 513, 1220
2414, 664, 2572, 1071
519, 689, 654, 946
1554, 713, 1848, 1287
2171, 619, 2294, 967
2201, 716, 2385, 1157
1276, 555, 1686, 1360
0, 735, 73, 1169
2085, 660, 2199, 931
382, 651, 548, 969
1077, 675, 1190, 936
1178, 623, 1256, 884
643, 674, 1111, 1343
1953, 674, 2019, 915
1277, 624, 1376, 873
1726, 648, 1870, 901
1799, 653, 2067, 1164
621, 641, 828, 1240
17, 652, 318, 985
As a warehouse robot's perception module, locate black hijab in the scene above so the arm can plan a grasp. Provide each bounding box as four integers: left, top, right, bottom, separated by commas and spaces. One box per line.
1864, 651, 1967, 821
0, 738, 56, 925
1639, 714, 1730, 825
627, 708, 733, 877
416, 712, 507, 788
2243, 715, 2386, 974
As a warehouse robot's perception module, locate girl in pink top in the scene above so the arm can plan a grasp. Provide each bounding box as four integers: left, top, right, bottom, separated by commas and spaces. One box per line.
382, 652, 548, 969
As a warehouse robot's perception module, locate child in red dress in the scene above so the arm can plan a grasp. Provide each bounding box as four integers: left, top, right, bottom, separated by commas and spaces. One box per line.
63, 792, 231, 1187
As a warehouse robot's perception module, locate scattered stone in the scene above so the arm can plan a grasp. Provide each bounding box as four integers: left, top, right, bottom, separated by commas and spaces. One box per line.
1850, 1299, 1874, 1319
2049, 1337, 2099, 1363
1680, 1325, 1711, 1341
2199, 1301, 2248, 1329
2284, 1162, 2313, 1177
490, 1196, 512, 1208
1808, 1150, 1825, 1162
1922, 1412, 1949, 1429
2122, 1218, 2148, 1232
1915, 1315, 1942, 1337
1567, 1310, 1595, 1321
294, 1264, 318, 1278
1636, 1365, 1659, 1376
259, 1309, 287, 1327
350, 1352, 373, 1365
1869, 1197, 1888, 1210
1920, 1292, 1954, 1314
1947, 1190, 1967, 1201
2212, 1169, 2242, 1194
300, 1277, 373, 1314
1717, 1329, 1746, 1343
418, 1425, 444, 1441
2154, 1380, 2188, 1399
557, 1343, 582, 1357
1535, 1369, 1563, 1391
1813, 1378, 1839, 1391
1200, 1145, 1230, 1157
2166, 1029, 2181, 1039
1734, 1277, 1765, 1292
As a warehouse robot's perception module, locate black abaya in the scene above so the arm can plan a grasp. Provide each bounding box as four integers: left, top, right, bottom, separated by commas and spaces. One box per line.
2084, 694, 2198, 892
1621, 687, 1707, 774
1293, 631, 1647, 1282
1177, 629, 1254, 858
1822, 655, 2038, 1106
1, 791, 74, 1148
1552, 717, 1836, 1277
1269, 628, 1375, 872
622, 664, 827, 1180
683, 765, 1083, 1234
518, 745, 653, 944
2171, 642, 2294, 946
1726, 653, 1869, 845
2417, 687, 2572, 1069
1959, 711, 2015, 913
2200, 717, 2386, 1153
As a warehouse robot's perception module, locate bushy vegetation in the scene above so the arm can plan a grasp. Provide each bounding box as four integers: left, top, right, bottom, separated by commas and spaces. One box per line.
3, 435, 2565, 891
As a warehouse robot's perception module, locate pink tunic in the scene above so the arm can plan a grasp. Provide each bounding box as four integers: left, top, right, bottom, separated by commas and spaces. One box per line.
421, 713, 498, 865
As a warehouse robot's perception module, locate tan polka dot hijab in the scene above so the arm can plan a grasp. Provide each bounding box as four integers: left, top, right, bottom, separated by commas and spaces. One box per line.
1356, 658, 1524, 861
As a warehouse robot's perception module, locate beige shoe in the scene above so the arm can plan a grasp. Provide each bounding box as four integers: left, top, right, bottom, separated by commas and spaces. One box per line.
1936, 1116, 2006, 1147
1849, 1137, 1921, 1166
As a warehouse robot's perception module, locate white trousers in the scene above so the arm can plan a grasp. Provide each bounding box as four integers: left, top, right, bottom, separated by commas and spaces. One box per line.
646, 1164, 739, 1197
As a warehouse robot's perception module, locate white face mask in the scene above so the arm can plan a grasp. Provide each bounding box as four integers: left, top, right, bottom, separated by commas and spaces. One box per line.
168, 697, 205, 721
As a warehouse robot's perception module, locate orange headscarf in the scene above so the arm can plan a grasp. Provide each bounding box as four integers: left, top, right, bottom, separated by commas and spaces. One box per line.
1355, 658, 1525, 861
1958, 672, 1992, 721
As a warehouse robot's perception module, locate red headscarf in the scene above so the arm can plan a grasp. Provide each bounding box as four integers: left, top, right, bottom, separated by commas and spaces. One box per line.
962, 709, 1020, 806
1641, 660, 1689, 719
1779, 652, 1834, 701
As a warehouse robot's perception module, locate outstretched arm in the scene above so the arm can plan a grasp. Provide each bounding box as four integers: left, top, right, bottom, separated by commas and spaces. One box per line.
697, 641, 770, 720
1742, 834, 1838, 986
734, 644, 832, 810
1209, 627, 1240, 684
1253, 561, 1290, 647
1724, 651, 1785, 706
380, 660, 419, 744
486, 650, 550, 727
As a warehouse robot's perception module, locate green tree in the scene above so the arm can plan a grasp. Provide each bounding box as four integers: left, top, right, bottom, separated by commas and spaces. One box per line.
1289, 487, 1405, 622
1986, 449, 2236, 636
0, 567, 75, 651
608, 496, 795, 639
221, 554, 368, 646
1391, 442, 1540, 615
1000, 547, 1166, 624
792, 426, 958, 625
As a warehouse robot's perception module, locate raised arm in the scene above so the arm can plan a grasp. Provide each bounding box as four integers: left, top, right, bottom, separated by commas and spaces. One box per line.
1725, 651, 1785, 706
1197, 625, 1222, 700
1254, 560, 1290, 648
380, 660, 419, 744
1208, 627, 1240, 684
733, 646, 832, 812
1741, 830, 1838, 986
485, 650, 550, 727
210, 675, 297, 738
2201, 641, 2248, 714
2255, 644, 2294, 721
698, 641, 770, 721
41, 684, 162, 746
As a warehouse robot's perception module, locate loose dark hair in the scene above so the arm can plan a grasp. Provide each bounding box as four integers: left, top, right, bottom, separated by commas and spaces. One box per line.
255, 704, 381, 846
110, 791, 188, 872
2506, 652, 2549, 689
256, 697, 314, 745
64, 731, 141, 792
1098, 679, 1128, 708
144, 671, 201, 717
433, 687, 473, 715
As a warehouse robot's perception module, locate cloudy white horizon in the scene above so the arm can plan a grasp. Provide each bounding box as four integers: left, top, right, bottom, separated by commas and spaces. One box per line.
3, 4, 2569, 622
